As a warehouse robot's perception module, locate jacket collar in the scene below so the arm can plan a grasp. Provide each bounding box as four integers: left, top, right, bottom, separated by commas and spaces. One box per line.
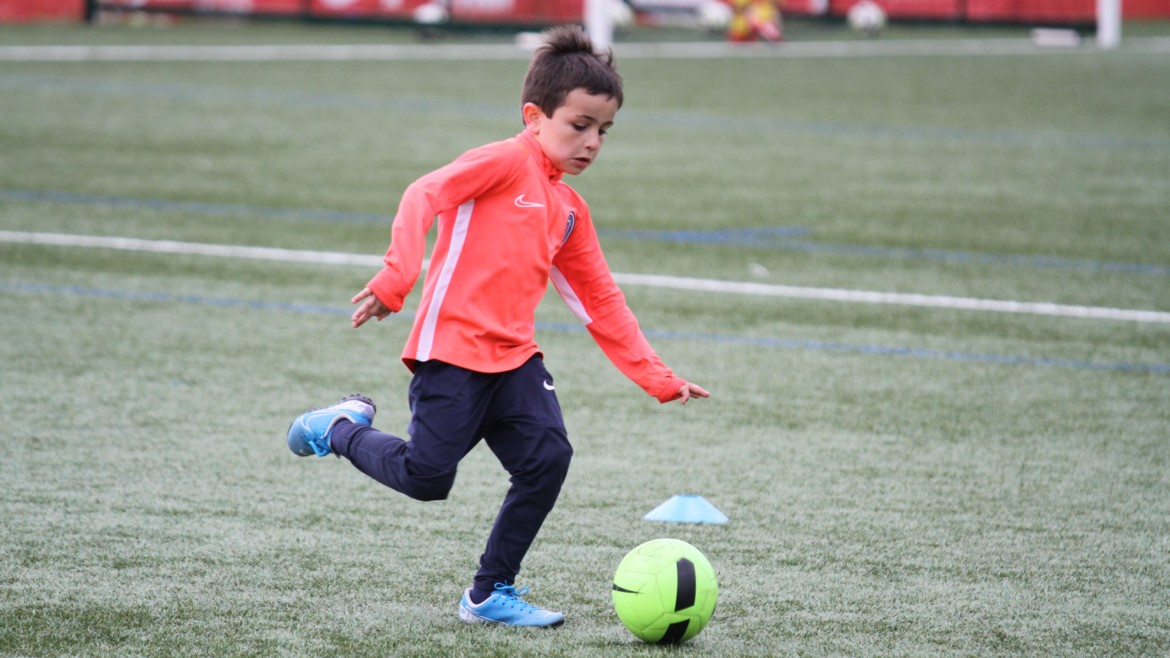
516, 129, 564, 184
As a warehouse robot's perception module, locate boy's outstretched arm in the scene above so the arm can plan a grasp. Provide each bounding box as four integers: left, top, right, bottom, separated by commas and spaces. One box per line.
351, 287, 392, 328
676, 382, 710, 406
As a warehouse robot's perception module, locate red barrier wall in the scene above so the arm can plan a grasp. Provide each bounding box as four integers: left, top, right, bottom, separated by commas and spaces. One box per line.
826, 0, 1165, 20
309, 0, 428, 20
829, 0, 959, 19
0, 0, 84, 21
3, 0, 1167, 24
79, 0, 585, 22
1122, 0, 1170, 18
965, 0, 1094, 22
450, 0, 583, 23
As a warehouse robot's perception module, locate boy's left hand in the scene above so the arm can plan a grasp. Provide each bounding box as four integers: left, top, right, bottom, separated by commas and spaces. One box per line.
678, 383, 710, 405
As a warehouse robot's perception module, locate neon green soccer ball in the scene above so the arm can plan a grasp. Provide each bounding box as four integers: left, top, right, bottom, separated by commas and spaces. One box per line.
611, 538, 718, 644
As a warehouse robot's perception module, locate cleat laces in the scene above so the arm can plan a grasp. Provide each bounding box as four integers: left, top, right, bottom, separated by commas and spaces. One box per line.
493, 584, 540, 614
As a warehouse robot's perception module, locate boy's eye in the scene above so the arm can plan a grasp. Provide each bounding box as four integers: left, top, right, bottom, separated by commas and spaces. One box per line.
572, 124, 587, 132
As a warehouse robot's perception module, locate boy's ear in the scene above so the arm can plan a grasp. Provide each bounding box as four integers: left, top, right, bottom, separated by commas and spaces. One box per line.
521, 102, 544, 131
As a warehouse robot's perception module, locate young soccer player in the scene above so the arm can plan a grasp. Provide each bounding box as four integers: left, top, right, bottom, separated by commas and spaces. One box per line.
286, 26, 709, 628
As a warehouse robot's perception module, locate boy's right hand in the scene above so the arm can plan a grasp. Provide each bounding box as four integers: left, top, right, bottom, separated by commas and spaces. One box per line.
677, 382, 710, 405
351, 287, 392, 328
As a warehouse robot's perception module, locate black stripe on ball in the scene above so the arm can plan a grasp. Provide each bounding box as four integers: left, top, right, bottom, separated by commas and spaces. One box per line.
659, 620, 690, 644
674, 557, 696, 611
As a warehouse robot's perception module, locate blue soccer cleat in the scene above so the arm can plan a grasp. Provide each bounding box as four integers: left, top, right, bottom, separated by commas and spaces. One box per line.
458, 584, 565, 628
286, 394, 376, 457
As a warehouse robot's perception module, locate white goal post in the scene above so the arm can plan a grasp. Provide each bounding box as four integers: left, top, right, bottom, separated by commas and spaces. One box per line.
585, 0, 615, 51
1097, 0, 1121, 49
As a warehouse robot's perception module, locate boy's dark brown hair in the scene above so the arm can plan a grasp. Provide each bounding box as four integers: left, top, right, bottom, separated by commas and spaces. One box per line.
521, 26, 623, 120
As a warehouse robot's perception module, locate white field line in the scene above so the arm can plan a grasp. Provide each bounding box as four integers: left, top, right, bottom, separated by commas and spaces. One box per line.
0, 230, 382, 267
2, 37, 1169, 62
0, 43, 530, 62
3, 230, 1168, 324
613, 272, 1170, 324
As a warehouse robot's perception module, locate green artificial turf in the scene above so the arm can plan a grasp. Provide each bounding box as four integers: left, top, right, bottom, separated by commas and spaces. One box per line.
1, 20, 1168, 657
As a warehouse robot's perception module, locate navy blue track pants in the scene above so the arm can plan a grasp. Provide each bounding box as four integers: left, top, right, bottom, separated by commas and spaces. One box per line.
330, 355, 572, 590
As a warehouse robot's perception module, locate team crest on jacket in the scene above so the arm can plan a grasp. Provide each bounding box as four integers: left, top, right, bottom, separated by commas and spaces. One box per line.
562, 211, 576, 245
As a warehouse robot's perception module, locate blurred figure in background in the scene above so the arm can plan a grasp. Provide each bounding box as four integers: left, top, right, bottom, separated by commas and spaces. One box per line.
727, 0, 783, 42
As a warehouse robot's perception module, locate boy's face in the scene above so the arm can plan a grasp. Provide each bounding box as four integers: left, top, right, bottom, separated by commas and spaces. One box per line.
523, 89, 619, 176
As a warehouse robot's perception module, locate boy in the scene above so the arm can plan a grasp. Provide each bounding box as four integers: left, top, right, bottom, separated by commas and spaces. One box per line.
286, 26, 708, 628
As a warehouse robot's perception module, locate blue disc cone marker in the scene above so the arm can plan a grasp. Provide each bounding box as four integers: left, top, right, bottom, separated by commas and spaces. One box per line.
643, 494, 728, 524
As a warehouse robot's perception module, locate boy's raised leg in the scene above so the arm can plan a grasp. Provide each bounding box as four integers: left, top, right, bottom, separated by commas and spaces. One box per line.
286, 394, 376, 457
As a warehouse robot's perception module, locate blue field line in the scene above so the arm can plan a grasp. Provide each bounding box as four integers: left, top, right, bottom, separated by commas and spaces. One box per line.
3, 73, 1169, 153
638, 327, 1170, 374
606, 227, 811, 243
4, 281, 1167, 376
0, 74, 515, 119
6, 187, 1168, 277
620, 108, 1170, 153
3, 281, 350, 316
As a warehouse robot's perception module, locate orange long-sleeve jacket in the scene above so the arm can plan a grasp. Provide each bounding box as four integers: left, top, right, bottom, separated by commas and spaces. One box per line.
366, 129, 686, 403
